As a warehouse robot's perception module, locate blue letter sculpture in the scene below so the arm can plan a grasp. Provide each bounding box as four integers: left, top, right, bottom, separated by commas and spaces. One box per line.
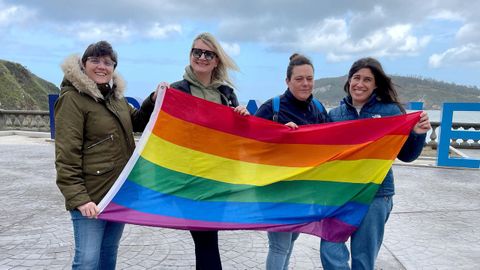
437, 103, 480, 168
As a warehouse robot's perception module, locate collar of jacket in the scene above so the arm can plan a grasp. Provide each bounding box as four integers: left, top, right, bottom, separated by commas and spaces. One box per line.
284, 89, 313, 109
172, 79, 237, 107
342, 93, 380, 110
60, 54, 126, 102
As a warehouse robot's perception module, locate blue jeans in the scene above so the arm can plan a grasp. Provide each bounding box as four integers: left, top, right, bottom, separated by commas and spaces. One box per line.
70, 210, 125, 270
266, 232, 300, 270
320, 196, 393, 270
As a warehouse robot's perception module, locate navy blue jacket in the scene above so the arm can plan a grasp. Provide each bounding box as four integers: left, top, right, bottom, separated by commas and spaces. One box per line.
329, 94, 426, 197
255, 89, 329, 125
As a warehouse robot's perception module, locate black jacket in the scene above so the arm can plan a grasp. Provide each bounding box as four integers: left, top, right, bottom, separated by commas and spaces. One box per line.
255, 89, 329, 125
170, 79, 239, 108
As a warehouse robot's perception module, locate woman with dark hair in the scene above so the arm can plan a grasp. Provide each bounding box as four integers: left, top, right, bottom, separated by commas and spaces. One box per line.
55, 40, 158, 269
168, 32, 249, 270
320, 57, 431, 270
255, 53, 329, 270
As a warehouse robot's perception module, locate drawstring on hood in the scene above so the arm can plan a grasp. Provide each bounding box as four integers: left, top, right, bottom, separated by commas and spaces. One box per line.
183, 65, 226, 104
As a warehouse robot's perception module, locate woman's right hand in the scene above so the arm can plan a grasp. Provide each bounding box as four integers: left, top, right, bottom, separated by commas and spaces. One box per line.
77, 202, 99, 218
284, 122, 299, 129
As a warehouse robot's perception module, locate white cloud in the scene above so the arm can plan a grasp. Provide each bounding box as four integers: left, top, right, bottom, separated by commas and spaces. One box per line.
387, 24, 410, 41
147, 23, 182, 39
0, 3, 32, 27
300, 18, 348, 51
0, 6, 17, 25
325, 52, 351, 62
2, 0, 479, 66
428, 54, 442, 68
429, 43, 480, 68
386, 25, 431, 53
298, 20, 430, 62
456, 23, 480, 44
428, 10, 464, 21
220, 42, 240, 56
58, 22, 177, 43
71, 23, 132, 42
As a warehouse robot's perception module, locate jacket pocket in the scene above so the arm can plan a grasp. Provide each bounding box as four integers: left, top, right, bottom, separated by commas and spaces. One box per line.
86, 134, 114, 150
83, 161, 117, 203
83, 161, 115, 176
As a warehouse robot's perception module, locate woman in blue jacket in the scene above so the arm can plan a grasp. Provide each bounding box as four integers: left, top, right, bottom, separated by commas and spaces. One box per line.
255, 53, 329, 270
320, 57, 431, 270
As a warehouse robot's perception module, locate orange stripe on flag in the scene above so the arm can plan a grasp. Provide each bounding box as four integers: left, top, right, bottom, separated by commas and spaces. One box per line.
153, 111, 407, 167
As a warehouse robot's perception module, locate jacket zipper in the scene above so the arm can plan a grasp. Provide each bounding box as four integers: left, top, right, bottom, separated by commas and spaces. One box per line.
87, 134, 114, 149
106, 99, 135, 152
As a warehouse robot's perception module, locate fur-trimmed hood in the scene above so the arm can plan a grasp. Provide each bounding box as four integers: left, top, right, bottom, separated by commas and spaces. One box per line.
60, 54, 126, 101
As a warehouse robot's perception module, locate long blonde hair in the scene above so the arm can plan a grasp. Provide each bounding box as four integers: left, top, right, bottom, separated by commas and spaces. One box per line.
191, 32, 239, 87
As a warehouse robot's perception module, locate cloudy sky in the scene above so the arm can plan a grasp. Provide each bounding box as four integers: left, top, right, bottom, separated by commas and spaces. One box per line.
1, 0, 479, 102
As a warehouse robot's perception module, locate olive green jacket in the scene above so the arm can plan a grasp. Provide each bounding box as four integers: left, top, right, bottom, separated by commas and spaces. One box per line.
55, 55, 154, 210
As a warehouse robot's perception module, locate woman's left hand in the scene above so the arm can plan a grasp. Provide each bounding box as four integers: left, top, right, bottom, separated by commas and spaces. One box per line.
413, 111, 431, 134
234, 105, 250, 116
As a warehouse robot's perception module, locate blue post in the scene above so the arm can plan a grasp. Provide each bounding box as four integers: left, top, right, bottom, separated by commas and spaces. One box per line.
48, 94, 142, 140
406, 102, 424, 110
437, 103, 480, 168
126, 97, 141, 109
48, 94, 59, 139
246, 99, 261, 115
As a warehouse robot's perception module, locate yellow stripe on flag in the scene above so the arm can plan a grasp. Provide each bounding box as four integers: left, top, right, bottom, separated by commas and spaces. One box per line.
141, 134, 393, 186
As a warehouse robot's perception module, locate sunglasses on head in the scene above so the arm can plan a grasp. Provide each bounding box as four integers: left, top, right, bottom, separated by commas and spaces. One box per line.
191, 48, 217, 60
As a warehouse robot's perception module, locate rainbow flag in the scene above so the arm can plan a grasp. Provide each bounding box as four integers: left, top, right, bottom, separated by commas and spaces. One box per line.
98, 88, 421, 242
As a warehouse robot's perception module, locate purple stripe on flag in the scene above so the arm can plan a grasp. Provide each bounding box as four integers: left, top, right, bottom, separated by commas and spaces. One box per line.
99, 202, 355, 242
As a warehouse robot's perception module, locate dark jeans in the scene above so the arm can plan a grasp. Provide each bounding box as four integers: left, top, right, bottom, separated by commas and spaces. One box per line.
190, 230, 222, 270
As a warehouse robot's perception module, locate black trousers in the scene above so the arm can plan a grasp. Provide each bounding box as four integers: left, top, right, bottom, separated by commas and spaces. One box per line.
190, 230, 222, 270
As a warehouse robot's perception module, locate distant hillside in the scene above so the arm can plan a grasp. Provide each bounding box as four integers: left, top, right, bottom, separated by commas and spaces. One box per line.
0, 59, 59, 110
314, 75, 480, 110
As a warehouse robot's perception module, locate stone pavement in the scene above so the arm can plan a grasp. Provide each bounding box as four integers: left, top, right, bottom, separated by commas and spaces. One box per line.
0, 134, 479, 269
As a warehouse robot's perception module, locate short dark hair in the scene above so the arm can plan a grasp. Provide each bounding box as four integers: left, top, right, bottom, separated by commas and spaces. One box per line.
81, 41, 118, 69
286, 53, 314, 80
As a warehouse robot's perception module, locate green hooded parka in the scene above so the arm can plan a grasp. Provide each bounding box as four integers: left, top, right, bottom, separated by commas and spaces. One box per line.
55, 55, 154, 210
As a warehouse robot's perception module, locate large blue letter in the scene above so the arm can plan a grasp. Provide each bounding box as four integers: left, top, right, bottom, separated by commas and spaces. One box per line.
125, 97, 141, 109
406, 101, 423, 110
437, 103, 480, 168
246, 99, 261, 115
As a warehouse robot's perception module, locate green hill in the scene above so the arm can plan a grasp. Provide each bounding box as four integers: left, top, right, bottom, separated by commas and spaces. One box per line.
314, 75, 480, 110
0, 59, 59, 110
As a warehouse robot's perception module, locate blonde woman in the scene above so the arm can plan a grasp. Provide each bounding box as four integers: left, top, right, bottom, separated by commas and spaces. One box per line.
170, 32, 248, 270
